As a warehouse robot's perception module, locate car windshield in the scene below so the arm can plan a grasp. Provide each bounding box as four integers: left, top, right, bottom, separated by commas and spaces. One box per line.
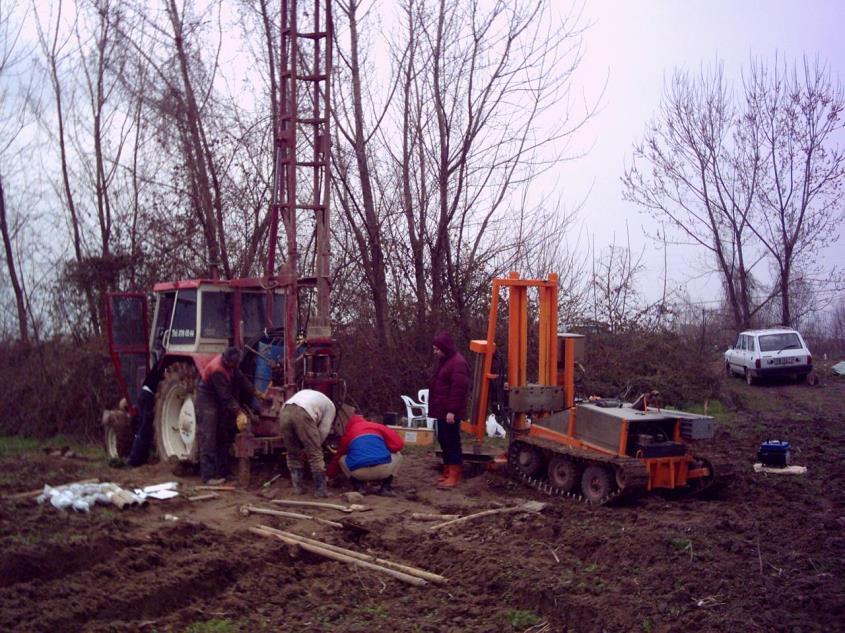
758, 333, 801, 353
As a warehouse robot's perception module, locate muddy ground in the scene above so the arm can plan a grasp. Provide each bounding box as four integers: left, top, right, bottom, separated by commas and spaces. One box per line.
1, 370, 844, 633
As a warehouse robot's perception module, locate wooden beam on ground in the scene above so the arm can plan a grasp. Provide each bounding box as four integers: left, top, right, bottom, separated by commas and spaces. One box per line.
250, 526, 428, 587
255, 525, 446, 585
429, 500, 547, 531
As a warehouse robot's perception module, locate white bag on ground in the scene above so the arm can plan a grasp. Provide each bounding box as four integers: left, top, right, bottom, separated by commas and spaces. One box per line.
485, 415, 506, 438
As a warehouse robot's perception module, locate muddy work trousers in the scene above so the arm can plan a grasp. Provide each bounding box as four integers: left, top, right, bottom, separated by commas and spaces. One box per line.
279, 403, 325, 474
436, 417, 463, 465
196, 392, 235, 482
340, 453, 403, 481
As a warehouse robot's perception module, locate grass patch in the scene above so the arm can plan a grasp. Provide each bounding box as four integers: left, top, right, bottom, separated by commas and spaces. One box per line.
669, 537, 692, 550
0, 436, 42, 458
684, 400, 728, 418
183, 619, 239, 633
8, 532, 41, 546
361, 603, 389, 618
504, 609, 542, 631
669, 537, 695, 560
0, 434, 101, 460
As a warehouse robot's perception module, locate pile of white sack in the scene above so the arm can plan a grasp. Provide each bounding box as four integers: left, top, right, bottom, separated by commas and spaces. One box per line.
36, 481, 179, 513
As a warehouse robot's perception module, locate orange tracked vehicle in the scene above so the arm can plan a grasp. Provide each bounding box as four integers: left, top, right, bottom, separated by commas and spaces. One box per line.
464, 273, 723, 504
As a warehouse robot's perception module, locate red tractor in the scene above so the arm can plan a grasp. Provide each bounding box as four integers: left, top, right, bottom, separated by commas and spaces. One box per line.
103, 0, 340, 476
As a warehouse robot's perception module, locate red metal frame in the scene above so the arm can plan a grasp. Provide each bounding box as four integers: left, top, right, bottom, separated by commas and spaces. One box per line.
104, 292, 150, 414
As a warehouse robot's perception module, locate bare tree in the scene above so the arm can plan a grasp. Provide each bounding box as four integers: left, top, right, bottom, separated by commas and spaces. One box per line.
332, 0, 397, 348
390, 0, 593, 338
623, 65, 768, 330
33, 0, 103, 333
107, 0, 234, 278
589, 236, 647, 333
625, 57, 845, 330
744, 56, 845, 326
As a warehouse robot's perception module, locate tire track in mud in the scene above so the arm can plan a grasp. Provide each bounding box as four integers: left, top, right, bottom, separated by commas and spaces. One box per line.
0, 523, 260, 632
0, 536, 127, 589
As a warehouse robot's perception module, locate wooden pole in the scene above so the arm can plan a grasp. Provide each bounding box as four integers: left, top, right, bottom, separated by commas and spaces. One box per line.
240, 505, 344, 528
410, 512, 461, 521
187, 493, 220, 502
250, 526, 428, 587
255, 525, 447, 585
270, 498, 370, 512
429, 501, 546, 531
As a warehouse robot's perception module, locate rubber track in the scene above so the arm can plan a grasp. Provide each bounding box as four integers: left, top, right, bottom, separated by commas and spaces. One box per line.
509, 437, 650, 506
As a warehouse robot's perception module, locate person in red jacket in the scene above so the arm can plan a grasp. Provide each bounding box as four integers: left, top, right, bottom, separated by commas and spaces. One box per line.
429, 331, 470, 488
327, 414, 404, 496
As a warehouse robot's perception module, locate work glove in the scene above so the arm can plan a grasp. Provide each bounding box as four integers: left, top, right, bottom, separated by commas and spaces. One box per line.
236, 411, 250, 432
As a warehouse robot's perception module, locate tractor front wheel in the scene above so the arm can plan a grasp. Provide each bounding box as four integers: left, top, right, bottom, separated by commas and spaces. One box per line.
154, 362, 199, 462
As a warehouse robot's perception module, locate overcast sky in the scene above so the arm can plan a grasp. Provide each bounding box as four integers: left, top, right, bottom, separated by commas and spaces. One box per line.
557, 0, 845, 306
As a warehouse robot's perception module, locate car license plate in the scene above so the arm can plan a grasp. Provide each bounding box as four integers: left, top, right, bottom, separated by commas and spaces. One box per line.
772, 358, 793, 365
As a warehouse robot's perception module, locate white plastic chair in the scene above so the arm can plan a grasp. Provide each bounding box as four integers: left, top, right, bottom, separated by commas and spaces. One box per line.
417, 389, 436, 429
400, 393, 435, 430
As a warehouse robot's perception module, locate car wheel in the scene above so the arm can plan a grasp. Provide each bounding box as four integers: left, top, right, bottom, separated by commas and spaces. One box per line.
744, 368, 755, 386
725, 362, 733, 378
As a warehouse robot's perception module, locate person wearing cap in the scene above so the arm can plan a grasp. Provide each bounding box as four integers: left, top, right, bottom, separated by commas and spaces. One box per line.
326, 414, 405, 496
429, 331, 470, 488
196, 346, 260, 484
279, 389, 337, 497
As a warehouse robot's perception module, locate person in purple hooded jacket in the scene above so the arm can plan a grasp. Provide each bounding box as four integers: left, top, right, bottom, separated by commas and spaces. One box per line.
429, 331, 470, 488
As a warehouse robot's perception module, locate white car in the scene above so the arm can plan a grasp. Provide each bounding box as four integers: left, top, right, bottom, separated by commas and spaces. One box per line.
724, 328, 813, 385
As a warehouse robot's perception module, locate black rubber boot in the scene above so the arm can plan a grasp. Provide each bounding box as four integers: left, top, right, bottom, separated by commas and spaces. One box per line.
313, 471, 328, 498
290, 468, 305, 495
377, 476, 396, 497
351, 478, 366, 494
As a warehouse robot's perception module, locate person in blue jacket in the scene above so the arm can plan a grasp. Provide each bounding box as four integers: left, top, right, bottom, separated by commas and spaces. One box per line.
327, 414, 405, 496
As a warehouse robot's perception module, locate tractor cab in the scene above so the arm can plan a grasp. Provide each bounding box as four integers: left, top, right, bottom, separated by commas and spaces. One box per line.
147, 280, 287, 368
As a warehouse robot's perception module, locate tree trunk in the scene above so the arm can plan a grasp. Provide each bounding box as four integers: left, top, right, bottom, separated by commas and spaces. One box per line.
345, 0, 391, 348
166, 0, 227, 277
0, 177, 28, 343
47, 31, 100, 334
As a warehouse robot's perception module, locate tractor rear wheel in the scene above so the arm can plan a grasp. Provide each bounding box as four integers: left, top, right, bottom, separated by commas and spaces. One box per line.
547, 455, 579, 493
508, 441, 545, 478
581, 464, 613, 503
154, 362, 199, 462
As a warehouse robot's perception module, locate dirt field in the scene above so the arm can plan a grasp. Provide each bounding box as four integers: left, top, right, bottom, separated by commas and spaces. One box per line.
2, 371, 844, 633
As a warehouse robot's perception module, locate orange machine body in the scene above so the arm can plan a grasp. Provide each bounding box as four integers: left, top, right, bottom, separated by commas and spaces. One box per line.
465, 273, 715, 495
